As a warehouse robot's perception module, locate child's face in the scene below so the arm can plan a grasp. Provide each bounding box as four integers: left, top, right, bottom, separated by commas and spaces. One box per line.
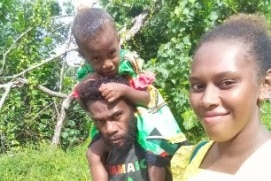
189, 40, 261, 142
79, 24, 120, 77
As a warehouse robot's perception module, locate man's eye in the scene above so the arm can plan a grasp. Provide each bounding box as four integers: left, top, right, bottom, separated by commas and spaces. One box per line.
94, 119, 104, 126
113, 113, 121, 121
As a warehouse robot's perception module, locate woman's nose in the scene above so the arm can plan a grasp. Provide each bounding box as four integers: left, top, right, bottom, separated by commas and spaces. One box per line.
200, 85, 220, 108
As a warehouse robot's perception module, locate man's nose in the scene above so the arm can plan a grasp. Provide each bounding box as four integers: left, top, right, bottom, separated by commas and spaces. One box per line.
200, 85, 220, 108
104, 121, 117, 135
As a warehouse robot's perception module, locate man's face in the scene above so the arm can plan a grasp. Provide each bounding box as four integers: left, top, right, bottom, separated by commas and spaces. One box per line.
88, 99, 135, 148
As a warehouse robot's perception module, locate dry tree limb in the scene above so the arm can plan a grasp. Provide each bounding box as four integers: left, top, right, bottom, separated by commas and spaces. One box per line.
37, 85, 68, 98
120, 10, 149, 45
0, 78, 28, 111
2, 48, 77, 80
51, 94, 74, 145
1, 27, 33, 74
0, 77, 69, 112
0, 82, 13, 112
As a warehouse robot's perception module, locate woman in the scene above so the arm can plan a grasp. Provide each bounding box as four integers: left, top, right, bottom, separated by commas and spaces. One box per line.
171, 13, 271, 181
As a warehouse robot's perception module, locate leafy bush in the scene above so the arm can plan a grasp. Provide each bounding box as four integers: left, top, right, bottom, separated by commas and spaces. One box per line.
262, 101, 271, 131
0, 142, 92, 181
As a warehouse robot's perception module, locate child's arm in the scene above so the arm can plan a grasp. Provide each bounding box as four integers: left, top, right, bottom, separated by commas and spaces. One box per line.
86, 138, 108, 181
99, 82, 150, 107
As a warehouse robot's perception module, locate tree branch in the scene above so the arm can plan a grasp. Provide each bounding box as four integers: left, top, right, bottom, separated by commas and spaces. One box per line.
0, 78, 28, 111
37, 85, 68, 98
1, 47, 77, 80
51, 94, 74, 145
0, 77, 69, 112
59, 25, 73, 92
1, 27, 33, 74
120, 10, 149, 44
0, 83, 12, 112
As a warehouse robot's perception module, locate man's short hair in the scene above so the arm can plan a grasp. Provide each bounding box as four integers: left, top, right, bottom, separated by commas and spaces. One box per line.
75, 75, 133, 111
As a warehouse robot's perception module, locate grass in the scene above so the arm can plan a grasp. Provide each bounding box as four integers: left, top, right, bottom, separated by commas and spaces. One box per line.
0, 142, 92, 181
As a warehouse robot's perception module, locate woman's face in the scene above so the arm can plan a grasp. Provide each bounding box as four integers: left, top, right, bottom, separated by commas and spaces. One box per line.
189, 40, 262, 142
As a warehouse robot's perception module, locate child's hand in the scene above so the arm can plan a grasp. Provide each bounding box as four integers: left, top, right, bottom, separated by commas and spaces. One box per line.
99, 83, 129, 102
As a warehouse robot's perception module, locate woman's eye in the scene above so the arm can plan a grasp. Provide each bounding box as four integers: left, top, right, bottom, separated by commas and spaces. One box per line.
220, 80, 236, 89
190, 83, 204, 92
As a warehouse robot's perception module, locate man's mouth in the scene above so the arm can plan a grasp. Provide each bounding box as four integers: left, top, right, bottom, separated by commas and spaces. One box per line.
108, 136, 124, 145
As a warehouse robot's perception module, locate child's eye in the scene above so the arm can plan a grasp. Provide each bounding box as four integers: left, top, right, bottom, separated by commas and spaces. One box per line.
108, 50, 117, 58
91, 57, 100, 64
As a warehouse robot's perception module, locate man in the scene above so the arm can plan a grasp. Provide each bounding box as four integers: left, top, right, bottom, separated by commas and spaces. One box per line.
75, 75, 171, 181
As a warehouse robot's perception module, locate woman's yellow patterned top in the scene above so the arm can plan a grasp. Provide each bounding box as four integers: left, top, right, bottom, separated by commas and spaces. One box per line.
171, 140, 214, 181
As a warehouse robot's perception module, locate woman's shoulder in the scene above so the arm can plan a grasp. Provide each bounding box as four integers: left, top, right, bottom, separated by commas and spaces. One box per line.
237, 139, 271, 180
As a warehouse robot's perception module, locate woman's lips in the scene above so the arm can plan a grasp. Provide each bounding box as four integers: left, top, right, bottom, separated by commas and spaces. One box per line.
202, 112, 228, 124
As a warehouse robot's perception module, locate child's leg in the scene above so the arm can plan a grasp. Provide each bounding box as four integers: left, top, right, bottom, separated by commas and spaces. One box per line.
86, 138, 108, 181
148, 165, 166, 181
145, 152, 171, 181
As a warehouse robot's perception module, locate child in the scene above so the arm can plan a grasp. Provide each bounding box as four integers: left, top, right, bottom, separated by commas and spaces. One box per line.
171, 13, 271, 180
72, 8, 187, 181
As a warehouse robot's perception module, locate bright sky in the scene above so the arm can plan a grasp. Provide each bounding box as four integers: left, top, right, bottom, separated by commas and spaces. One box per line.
58, 0, 99, 12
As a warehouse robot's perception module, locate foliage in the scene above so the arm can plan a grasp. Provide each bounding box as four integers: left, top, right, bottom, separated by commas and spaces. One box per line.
60, 103, 92, 150
0, 0, 87, 153
262, 101, 271, 131
0, 142, 92, 181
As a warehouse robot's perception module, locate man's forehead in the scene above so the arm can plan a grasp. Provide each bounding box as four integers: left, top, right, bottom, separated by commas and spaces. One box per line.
88, 99, 127, 117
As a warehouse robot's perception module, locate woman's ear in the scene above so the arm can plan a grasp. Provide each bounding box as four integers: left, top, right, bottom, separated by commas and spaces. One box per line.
259, 69, 271, 102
